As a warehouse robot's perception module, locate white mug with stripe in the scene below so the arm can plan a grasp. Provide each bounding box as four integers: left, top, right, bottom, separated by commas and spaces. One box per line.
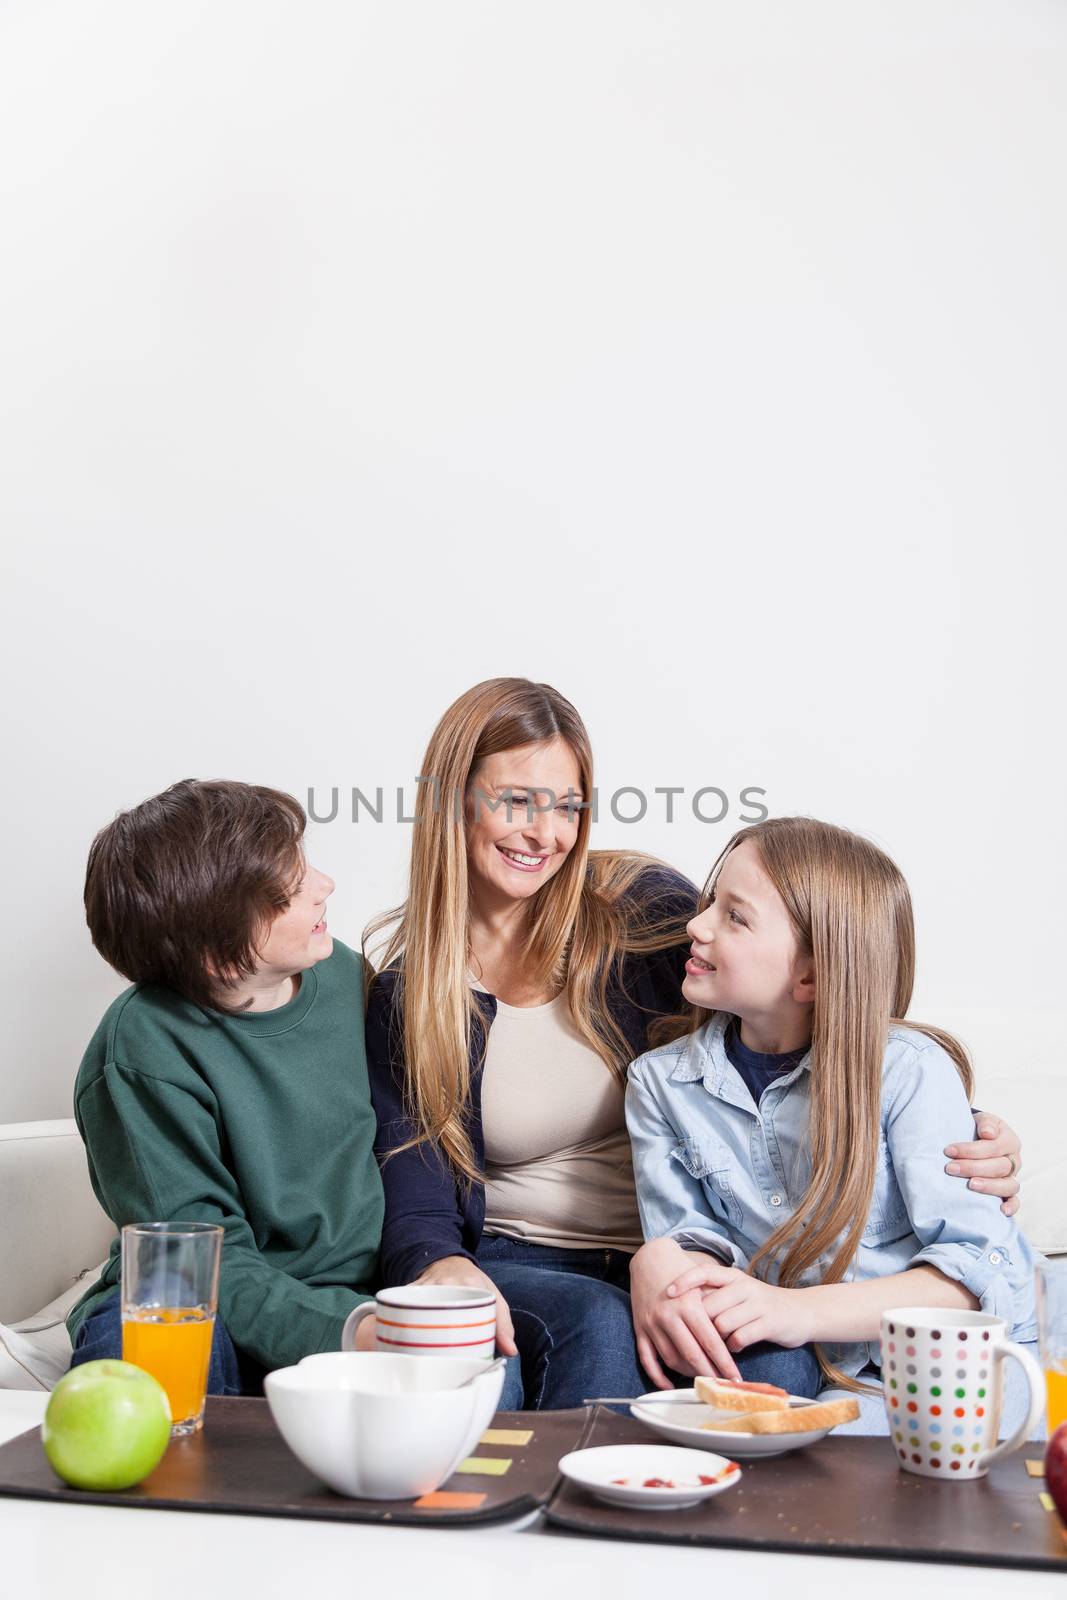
344, 1284, 497, 1358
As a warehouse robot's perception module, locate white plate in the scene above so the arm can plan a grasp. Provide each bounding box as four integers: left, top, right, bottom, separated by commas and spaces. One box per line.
558, 1443, 742, 1510
629, 1388, 833, 1459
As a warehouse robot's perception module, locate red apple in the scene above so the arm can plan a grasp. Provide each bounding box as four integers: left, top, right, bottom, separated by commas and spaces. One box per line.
1046, 1422, 1067, 1522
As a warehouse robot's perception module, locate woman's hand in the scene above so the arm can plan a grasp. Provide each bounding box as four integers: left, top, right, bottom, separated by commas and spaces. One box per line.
945, 1114, 1022, 1217
665, 1261, 816, 1353
629, 1238, 742, 1389
354, 1313, 378, 1351
414, 1255, 518, 1356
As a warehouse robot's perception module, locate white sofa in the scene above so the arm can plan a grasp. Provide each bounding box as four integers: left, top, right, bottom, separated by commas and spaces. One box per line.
0, 1122, 112, 1388
2, 1025, 1064, 1389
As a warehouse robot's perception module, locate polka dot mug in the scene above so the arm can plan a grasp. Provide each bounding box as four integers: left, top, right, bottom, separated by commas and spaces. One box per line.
880, 1307, 1044, 1480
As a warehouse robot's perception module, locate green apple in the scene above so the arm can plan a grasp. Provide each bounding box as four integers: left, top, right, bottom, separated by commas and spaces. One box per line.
42, 1359, 172, 1491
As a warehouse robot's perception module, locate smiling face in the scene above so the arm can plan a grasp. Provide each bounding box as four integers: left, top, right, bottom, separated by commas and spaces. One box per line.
464, 738, 585, 910
682, 839, 815, 1032
254, 858, 336, 978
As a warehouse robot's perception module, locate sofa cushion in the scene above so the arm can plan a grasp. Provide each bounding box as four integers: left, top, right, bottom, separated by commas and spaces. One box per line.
0, 1120, 114, 1324
0, 1325, 53, 1391
0, 1261, 106, 1390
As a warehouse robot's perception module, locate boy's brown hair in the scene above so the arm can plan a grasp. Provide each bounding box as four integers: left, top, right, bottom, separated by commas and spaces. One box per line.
84, 778, 306, 1011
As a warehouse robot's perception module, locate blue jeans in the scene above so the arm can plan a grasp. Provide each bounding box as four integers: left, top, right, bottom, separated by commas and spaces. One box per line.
475, 1234, 821, 1409
69, 1289, 266, 1396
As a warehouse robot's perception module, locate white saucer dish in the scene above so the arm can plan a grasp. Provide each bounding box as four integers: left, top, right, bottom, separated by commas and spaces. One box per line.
558, 1444, 741, 1510
629, 1388, 833, 1459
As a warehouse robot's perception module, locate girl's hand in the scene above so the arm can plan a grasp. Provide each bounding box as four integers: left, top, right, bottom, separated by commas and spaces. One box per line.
666, 1262, 816, 1352
944, 1114, 1022, 1217
414, 1255, 518, 1356
629, 1238, 742, 1389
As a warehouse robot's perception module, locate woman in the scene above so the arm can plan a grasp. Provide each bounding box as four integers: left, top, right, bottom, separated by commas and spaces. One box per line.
364, 678, 1022, 1408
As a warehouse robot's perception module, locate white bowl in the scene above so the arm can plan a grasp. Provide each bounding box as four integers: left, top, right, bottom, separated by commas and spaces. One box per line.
559, 1444, 741, 1510
630, 1388, 833, 1459
264, 1351, 504, 1499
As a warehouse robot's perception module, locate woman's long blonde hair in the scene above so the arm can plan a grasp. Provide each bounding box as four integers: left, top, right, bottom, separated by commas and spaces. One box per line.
363, 677, 691, 1183
675, 816, 974, 1393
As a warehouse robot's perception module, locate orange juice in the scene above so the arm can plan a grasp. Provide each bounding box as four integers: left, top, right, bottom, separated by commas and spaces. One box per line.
123, 1306, 214, 1428
1047, 1364, 1067, 1435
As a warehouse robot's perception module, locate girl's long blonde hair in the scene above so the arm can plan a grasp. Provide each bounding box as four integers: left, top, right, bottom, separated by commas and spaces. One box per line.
673, 816, 974, 1393
363, 677, 691, 1183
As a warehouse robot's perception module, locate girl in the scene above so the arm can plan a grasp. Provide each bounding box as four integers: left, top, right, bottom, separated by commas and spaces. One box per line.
625, 816, 1042, 1429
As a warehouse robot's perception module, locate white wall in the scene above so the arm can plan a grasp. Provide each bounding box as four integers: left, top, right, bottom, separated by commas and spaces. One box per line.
1, 1, 1064, 1125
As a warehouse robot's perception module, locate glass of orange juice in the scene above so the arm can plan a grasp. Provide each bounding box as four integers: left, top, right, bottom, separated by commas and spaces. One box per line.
121, 1223, 223, 1436
1036, 1261, 1067, 1437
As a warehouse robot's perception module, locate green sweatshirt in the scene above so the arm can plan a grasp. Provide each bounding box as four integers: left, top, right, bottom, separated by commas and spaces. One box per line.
67, 939, 384, 1370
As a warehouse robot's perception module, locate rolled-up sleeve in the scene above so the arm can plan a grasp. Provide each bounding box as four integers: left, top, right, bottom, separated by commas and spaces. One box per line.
883, 1038, 1034, 1327
625, 1059, 749, 1268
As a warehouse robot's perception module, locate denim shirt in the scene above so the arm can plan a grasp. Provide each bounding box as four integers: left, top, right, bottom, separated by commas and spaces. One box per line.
625, 1012, 1040, 1377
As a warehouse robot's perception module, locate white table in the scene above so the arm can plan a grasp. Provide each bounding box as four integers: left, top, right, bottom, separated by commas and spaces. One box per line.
1, 1392, 1060, 1599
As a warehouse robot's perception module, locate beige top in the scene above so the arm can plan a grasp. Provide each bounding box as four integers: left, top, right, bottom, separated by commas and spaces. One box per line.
473, 982, 644, 1251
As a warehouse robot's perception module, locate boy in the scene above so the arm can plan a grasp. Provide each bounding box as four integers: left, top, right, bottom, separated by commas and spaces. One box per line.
68, 778, 382, 1391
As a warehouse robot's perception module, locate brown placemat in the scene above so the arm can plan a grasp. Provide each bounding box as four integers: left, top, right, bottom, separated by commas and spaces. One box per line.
544, 1409, 1066, 1570
0, 1397, 592, 1527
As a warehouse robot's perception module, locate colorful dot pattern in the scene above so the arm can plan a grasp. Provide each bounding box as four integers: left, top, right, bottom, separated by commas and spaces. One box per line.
884, 1322, 996, 1478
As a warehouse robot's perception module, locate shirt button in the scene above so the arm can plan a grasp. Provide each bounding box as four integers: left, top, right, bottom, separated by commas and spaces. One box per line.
770, 1193, 783, 1207
988, 1251, 1002, 1265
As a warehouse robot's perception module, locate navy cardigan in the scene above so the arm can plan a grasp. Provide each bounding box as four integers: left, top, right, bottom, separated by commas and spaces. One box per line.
365, 865, 700, 1286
